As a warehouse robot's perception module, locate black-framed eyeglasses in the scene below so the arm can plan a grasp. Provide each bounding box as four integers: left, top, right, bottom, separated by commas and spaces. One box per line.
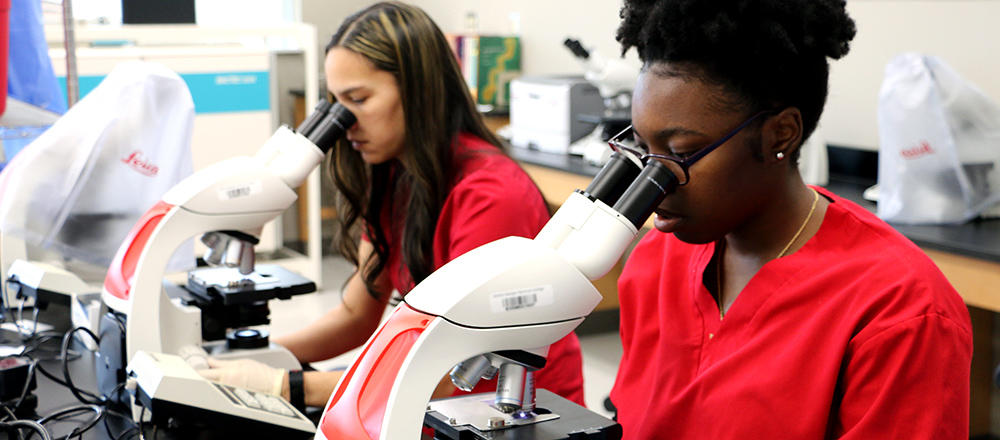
608, 110, 777, 186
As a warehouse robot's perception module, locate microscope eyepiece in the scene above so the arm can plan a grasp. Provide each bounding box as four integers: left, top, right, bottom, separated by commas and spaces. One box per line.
612, 160, 679, 229
584, 151, 642, 206
307, 102, 357, 153
563, 38, 590, 60
295, 98, 333, 136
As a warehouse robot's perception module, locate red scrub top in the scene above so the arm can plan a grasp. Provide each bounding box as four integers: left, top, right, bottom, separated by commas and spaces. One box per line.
377, 133, 585, 405
612, 187, 972, 439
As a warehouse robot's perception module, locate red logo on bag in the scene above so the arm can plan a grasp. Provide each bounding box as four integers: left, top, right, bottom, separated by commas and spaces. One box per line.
900, 141, 935, 159
121, 151, 160, 177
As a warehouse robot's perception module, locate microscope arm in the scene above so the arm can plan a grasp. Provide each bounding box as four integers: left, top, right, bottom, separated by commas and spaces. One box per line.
316, 237, 601, 440
314, 157, 676, 440
102, 101, 356, 365
564, 38, 636, 100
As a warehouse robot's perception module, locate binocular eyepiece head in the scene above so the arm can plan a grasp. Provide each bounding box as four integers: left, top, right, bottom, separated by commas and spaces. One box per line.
586, 152, 679, 229
295, 98, 357, 153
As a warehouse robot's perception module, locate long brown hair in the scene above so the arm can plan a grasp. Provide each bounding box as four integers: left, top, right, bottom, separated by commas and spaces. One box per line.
325, 2, 502, 297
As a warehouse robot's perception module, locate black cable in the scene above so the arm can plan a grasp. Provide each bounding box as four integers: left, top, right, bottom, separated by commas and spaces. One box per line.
14, 297, 31, 338
36, 405, 98, 425
61, 407, 103, 440
58, 328, 104, 405
137, 406, 146, 440
103, 406, 139, 440
31, 364, 97, 402
0, 403, 17, 422
0, 280, 43, 338
57, 382, 126, 440
20, 333, 65, 359
0, 420, 52, 440
98, 383, 137, 440
36, 377, 125, 437
8, 360, 38, 417
25, 330, 65, 343
2, 278, 20, 325
114, 427, 140, 440
33, 404, 102, 440
32, 337, 120, 439
0, 281, 41, 353
0, 307, 126, 440
25, 326, 99, 403
13, 300, 40, 339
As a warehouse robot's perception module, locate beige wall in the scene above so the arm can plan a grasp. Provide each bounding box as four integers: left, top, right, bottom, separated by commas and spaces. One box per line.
303, 0, 1000, 151
299, 1, 365, 60
826, 1, 1000, 151
404, 0, 641, 76
299, 0, 641, 90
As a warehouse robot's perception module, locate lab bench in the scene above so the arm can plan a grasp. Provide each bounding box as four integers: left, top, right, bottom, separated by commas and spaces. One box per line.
511, 145, 1000, 437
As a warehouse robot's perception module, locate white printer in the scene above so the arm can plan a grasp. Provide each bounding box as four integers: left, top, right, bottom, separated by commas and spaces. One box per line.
509, 76, 604, 154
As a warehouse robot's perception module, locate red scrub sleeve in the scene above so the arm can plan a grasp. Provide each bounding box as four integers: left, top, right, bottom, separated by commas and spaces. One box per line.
835, 313, 972, 439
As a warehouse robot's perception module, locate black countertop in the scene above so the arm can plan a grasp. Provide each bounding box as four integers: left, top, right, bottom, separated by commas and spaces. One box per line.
824, 179, 1000, 264
511, 146, 1000, 264
510, 146, 604, 177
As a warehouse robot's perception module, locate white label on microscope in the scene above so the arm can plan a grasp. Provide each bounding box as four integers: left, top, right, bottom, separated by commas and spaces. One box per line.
491, 285, 554, 313
218, 180, 263, 200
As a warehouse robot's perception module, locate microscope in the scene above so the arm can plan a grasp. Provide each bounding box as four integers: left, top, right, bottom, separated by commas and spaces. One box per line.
564, 38, 638, 166
97, 99, 356, 402
315, 150, 677, 439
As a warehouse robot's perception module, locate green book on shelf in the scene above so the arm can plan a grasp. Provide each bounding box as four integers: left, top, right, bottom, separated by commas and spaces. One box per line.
476, 36, 520, 110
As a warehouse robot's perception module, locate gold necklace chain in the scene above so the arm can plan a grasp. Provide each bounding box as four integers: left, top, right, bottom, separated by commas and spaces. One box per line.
775, 188, 820, 259
716, 188, 820, 319
716, 241, 725, 320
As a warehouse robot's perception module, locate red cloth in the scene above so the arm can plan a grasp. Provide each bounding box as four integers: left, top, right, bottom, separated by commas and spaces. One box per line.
611, 187, 972, 439
378, 133, 585, 405
0, 0, 8, 118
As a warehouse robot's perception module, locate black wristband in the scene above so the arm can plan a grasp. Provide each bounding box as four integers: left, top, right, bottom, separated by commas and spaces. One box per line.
288, 370, 305, 412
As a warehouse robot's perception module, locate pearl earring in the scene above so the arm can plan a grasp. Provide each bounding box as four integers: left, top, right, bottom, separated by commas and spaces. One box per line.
776, 152, 785, 160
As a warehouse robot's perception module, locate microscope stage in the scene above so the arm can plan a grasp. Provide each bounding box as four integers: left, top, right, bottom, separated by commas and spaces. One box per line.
184, 264, 316, 305
425, 389, 622, 440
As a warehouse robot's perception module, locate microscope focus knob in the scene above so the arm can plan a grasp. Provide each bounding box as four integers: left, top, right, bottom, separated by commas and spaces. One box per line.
227, 328, 270, 349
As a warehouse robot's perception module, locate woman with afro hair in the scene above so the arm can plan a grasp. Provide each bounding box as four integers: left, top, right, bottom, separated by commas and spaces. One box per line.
610, 0, 972, 438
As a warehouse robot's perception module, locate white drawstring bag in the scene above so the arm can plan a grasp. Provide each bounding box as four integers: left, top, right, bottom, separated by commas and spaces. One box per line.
877, 53, 1000, 225
0, 61, 195, 270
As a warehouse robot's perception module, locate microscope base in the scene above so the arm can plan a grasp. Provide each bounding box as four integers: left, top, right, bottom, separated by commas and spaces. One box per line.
425, 389, 621, 440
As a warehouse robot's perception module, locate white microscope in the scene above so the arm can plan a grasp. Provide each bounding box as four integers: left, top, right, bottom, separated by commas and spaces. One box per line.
315, 151, 678, 439
564, 38, 638, 167
97, 100, 356, 403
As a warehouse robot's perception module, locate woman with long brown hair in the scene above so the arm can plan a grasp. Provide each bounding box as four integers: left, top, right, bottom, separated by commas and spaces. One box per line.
202, 1, 585, 410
